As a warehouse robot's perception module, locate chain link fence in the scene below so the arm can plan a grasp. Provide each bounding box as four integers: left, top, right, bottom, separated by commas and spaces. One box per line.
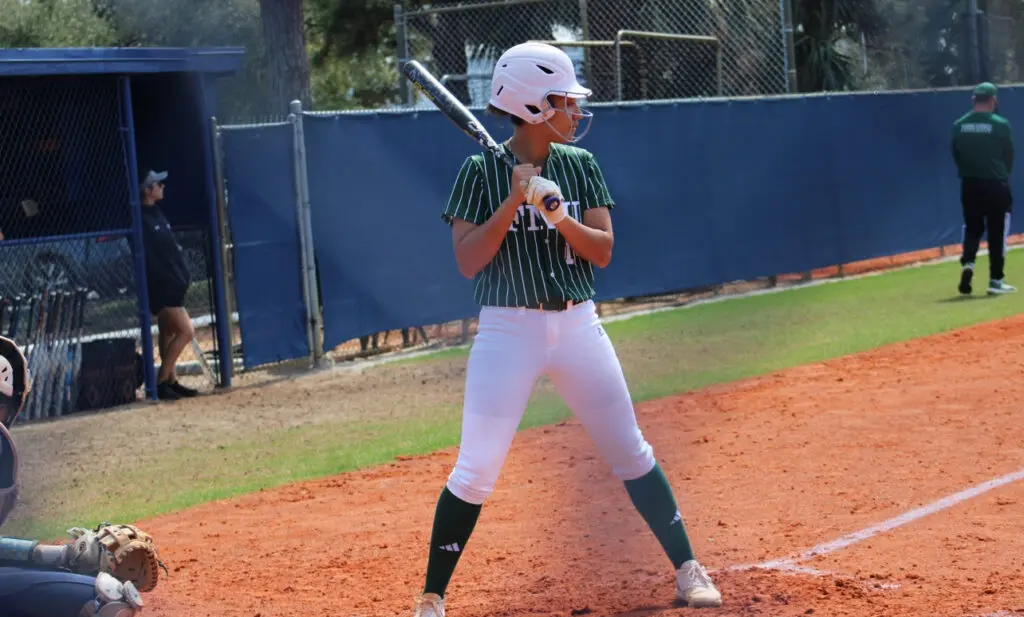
791, 0, 1022, 93
395, 0, 789, 108
0, 75, 145, 421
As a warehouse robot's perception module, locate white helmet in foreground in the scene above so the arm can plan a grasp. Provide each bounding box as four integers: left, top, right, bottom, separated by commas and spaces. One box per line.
489, 42, 594, 142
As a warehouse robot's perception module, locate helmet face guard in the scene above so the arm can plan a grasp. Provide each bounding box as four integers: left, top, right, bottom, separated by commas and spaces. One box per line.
540, 92, 594, 143
0, 337, 30, 430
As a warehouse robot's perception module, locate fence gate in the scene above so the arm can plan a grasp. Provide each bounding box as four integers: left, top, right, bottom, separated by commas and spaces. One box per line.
216, 115, 319, 369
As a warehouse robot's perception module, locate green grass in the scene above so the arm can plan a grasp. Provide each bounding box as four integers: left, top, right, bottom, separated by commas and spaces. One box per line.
14, 252, 1024, 539
375, 252, 1024, 399
383, 345, 470, 367
606, 256, 1024, 399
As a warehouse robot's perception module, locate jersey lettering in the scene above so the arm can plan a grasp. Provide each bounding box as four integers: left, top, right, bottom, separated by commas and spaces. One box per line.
961, 123, 994, 134
509, 201, 581, 233
952, 110, 1014, 181
442, 144, 615, 307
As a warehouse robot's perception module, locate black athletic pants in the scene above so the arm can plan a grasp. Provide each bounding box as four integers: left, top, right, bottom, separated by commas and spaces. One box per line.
961, 178, 1013, 281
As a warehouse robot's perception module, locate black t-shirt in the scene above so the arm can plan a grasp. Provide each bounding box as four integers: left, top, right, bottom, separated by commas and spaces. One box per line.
141, 205, 190, 293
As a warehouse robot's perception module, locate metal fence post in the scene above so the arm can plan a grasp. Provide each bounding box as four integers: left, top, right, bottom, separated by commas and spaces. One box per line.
289, 100, 329, 369
210, 116, 236, 371
781, 0, 798, 93
117, 75, 158, 401
578, 0, 591, 89
966, 0, 982, 83
395, 3, 412, 106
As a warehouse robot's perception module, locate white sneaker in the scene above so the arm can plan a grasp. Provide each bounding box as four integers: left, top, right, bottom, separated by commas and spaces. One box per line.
675, 560, 723, 608
988, 279, 1017, 294
414, 593, 445, 617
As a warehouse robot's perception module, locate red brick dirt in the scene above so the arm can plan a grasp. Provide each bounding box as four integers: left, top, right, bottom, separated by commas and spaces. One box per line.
137, 314, 1024, 617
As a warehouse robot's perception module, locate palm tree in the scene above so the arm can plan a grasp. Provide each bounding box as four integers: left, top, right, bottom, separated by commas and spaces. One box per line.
793, 0, 887, 91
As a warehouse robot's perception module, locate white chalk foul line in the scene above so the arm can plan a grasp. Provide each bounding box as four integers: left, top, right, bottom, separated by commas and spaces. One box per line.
718, 559, 904, 593
735, 465, 1024, 573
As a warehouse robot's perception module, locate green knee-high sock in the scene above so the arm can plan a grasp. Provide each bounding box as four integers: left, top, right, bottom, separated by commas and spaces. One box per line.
423, 487, 482, 597
624, 463, 696, 570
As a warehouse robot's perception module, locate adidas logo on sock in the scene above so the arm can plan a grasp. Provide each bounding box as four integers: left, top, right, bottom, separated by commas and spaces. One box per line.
671, 510, 682, 525
439, 543, 461, 552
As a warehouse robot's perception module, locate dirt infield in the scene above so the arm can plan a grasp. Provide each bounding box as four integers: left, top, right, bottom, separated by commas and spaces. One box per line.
138, 312, 1024, 617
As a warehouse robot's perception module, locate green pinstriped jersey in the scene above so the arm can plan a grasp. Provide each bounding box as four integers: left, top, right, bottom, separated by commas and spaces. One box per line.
442, 142, 615, 308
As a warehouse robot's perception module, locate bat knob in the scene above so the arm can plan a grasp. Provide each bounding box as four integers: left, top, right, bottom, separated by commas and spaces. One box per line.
543, 195, 561, 211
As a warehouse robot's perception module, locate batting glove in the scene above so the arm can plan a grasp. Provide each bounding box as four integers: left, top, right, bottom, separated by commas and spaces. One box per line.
524, 176, 566, 225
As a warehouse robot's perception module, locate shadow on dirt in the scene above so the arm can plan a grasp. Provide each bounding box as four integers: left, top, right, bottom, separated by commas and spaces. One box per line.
608, 603, 679, 617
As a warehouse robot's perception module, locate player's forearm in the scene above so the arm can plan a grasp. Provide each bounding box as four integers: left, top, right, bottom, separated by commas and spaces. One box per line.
454, 198, 520, 278
554, 217, 613, 267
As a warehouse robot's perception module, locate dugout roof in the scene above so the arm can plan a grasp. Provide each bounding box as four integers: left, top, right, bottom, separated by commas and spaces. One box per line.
0, 47, 244, 77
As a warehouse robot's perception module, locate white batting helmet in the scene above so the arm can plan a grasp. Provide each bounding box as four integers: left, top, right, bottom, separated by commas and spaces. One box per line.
489, 42, 593, 137
0, 336, 29, 430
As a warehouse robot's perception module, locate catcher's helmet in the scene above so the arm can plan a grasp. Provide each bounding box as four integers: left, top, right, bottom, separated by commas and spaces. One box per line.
0, 336, 30, 429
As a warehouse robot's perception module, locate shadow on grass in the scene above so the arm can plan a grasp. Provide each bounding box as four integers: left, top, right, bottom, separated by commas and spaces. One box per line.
935, 294, 1003, 303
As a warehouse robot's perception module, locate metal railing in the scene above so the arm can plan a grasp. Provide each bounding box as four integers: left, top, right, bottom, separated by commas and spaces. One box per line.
395, 0, 786, 107
529, 39, 638, 99
613, 30, 723, 100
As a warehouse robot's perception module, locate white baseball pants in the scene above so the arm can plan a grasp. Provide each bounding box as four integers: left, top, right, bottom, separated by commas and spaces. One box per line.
446, 300, 656, 505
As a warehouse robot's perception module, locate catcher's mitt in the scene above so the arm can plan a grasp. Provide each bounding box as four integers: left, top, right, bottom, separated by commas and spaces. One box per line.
64, 523, 169, 592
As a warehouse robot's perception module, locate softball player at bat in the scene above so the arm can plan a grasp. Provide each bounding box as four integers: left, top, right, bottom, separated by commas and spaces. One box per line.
412, 42, 722, 616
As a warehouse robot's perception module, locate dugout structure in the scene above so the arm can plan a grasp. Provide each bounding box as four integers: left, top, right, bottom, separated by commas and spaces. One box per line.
0, 47, 243, 415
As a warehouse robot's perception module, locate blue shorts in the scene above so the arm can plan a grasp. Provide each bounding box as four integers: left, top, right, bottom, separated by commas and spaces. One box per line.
0, 566, 96, 617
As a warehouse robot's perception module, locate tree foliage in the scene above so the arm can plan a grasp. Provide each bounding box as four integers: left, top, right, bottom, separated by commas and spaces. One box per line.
91, 0, 270, 115
304, 0, 403, 109
0, 0, 116, 48
793, 0, 888, 91
0, 0, 1019, 113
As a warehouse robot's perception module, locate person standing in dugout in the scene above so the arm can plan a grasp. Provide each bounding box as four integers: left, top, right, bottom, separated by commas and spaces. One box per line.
138, 170, 201, 400
410, 42, 722, 617
952, 82, 1017, 295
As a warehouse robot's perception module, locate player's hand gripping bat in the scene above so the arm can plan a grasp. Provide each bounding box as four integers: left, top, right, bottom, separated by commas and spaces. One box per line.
401, 60, 561, 212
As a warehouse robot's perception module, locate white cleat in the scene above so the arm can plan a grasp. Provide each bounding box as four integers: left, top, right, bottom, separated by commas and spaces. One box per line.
414, 592, 445, 617
675, 560, 723, 608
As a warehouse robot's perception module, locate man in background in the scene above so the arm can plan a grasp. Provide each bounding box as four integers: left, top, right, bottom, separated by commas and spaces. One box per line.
952, 82, 1016, 295
139, 170, 200, 400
